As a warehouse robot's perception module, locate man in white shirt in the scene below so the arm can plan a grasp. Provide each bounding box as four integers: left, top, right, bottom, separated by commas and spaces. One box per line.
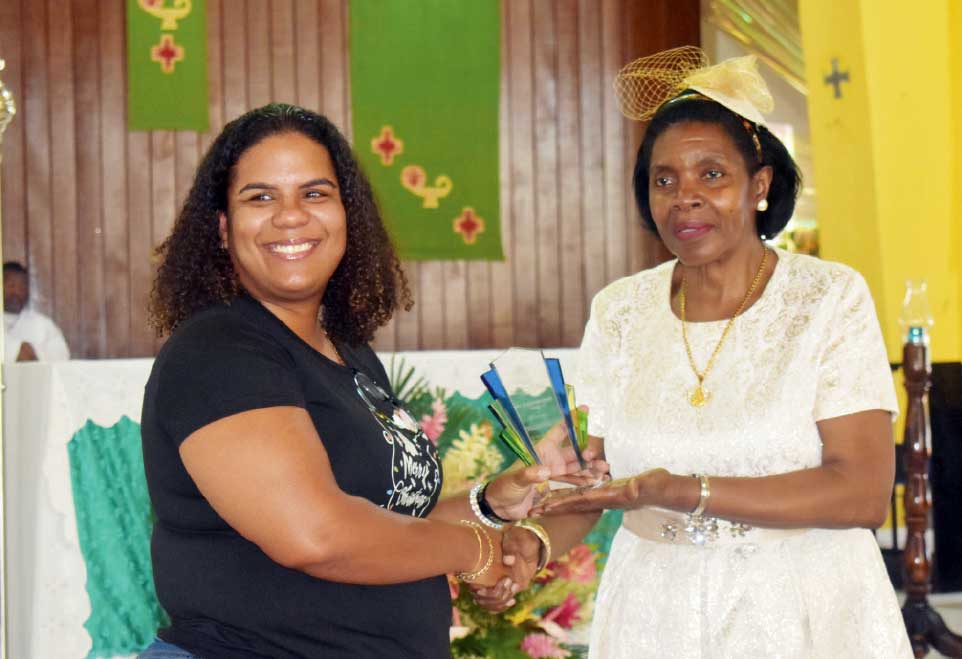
3, 261, 70, 362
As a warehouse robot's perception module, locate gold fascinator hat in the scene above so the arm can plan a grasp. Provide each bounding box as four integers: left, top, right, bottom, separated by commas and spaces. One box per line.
614, 45, 774, 126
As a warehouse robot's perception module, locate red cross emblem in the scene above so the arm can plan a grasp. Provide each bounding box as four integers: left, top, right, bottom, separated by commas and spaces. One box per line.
151, 34, 184, 74
453, 207, 485, 245
371, 126, 404, 166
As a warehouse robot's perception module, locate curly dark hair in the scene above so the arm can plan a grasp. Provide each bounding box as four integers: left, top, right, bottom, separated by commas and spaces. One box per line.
149, 103, 412, 345
633, 93, 802, 239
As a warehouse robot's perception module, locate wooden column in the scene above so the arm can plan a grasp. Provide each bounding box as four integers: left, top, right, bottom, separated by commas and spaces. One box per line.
900, 333, 962, 658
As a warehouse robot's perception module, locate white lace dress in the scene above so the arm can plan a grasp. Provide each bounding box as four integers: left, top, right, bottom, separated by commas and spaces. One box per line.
576, 249, 912, 659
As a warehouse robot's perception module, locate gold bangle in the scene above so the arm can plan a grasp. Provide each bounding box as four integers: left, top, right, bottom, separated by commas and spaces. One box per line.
456, 520, 494, 582
691, 474, 710, 517
514, 519, 552, 573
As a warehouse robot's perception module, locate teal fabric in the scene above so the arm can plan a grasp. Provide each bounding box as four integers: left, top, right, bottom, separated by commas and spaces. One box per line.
68, 417, 168, 659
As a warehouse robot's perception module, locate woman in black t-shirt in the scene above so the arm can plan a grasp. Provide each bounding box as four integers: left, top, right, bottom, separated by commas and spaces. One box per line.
139, 104, 608, 659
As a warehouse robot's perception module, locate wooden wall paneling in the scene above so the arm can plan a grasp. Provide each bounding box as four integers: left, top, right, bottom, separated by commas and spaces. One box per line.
465, 261, 492, 347
127, 130, 154, 356
600, 0, 627, 285
369, 309, 397, 352
201, 0, 224, 154
532, 0, 561, 347
99, 0, 131, 356
417, 262, 444, 348
624, 0, 649, 275
150, 130, 176, 353
222, 0, 248, 123
294, 0, 320, 111
48, 0, 80, 351
442, 261, 468, 349
318, 0, 348, 134
664, 0, 701, 49
0, 0, 27, 265
556, 0, 587, 345
490, 0, 514, 347
74, 0, 107, 358
246, 1, 272, 110
507, 0, 537, 348
174, 131, 199, 212
270, 0, 297, 104
394, 264, 420, 350
22, 0, 53, 318
576, 0, 607, 318
150, 133, 177, 252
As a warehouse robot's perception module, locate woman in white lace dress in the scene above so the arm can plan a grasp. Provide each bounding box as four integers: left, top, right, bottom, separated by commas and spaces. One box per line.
535, 50, 912, 658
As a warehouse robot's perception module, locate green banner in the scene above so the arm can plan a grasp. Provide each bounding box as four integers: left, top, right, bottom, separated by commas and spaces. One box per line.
350, 0, 503, 261
127, 0, 208, 131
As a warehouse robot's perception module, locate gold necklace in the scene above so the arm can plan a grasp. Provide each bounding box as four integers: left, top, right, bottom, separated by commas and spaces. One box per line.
679, 248, 769, 408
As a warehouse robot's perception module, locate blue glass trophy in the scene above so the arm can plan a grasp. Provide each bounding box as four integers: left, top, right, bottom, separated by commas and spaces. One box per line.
480, 348, 589, 469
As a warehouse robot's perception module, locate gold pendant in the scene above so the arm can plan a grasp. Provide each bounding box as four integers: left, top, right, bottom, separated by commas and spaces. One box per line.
689, 385, 710, 407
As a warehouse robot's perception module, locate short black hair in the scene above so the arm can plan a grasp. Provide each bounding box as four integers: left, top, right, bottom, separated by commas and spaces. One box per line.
633, 94, 801, 239
3, 261, 27, 276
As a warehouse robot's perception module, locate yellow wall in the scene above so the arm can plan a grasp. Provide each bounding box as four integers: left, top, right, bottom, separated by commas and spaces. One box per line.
800, 0, 962, 363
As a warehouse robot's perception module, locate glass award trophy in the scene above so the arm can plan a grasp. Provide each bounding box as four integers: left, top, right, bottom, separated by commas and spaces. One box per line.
480, 348, 589, 470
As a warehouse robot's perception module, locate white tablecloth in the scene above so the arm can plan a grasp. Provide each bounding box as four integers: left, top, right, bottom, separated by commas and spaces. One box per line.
2, 350, 576, 658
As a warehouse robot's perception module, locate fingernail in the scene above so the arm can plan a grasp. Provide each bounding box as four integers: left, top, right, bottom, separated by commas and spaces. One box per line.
537, 468, 549, 479
512, 584, 521, 594
507, 599, 516, 607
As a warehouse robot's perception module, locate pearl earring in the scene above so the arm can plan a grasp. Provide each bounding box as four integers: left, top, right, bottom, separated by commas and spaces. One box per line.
756, 198, 769, 212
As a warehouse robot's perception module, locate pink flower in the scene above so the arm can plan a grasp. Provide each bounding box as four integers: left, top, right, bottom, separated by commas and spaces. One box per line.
520, 632, 570, 658
549, 544, 597, 584
419, 398, 447, 444
543, 593, 582, 629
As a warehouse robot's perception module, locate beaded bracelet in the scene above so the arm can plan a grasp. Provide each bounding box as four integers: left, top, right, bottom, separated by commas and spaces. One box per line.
456, 520, 494, 583
478, 481, 511, 524
469, 482, 505, 529
513, 519, 552, 573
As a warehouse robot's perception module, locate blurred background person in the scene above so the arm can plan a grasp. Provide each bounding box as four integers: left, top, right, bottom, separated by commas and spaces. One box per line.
3, 261, 70, 362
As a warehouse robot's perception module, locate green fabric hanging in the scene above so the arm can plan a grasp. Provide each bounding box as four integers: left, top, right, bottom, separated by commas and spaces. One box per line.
68, 417, 168, 659
126, 0, 209, 131
350, 0, 503, 260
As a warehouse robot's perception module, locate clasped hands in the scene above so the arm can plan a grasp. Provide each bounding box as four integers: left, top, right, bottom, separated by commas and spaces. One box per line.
466, 410, 609, 611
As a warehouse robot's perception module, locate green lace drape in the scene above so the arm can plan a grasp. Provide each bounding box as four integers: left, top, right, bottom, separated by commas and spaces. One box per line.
68, 416, 168, 659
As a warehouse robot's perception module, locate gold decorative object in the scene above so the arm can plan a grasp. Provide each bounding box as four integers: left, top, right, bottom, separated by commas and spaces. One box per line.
704, 0, 806, 94
138, 0, 193, 31
0, 59, 15, 140
400, 164, 452, 209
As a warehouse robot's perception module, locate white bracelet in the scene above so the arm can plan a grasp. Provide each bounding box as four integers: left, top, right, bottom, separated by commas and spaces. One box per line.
469, 482, 504, 529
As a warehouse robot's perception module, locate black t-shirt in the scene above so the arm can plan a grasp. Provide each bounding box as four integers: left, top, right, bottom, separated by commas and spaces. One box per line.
141, 295, 450, 659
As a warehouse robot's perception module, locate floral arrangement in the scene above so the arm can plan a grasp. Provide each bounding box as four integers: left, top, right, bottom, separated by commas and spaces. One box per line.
389, 358, 620, 659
